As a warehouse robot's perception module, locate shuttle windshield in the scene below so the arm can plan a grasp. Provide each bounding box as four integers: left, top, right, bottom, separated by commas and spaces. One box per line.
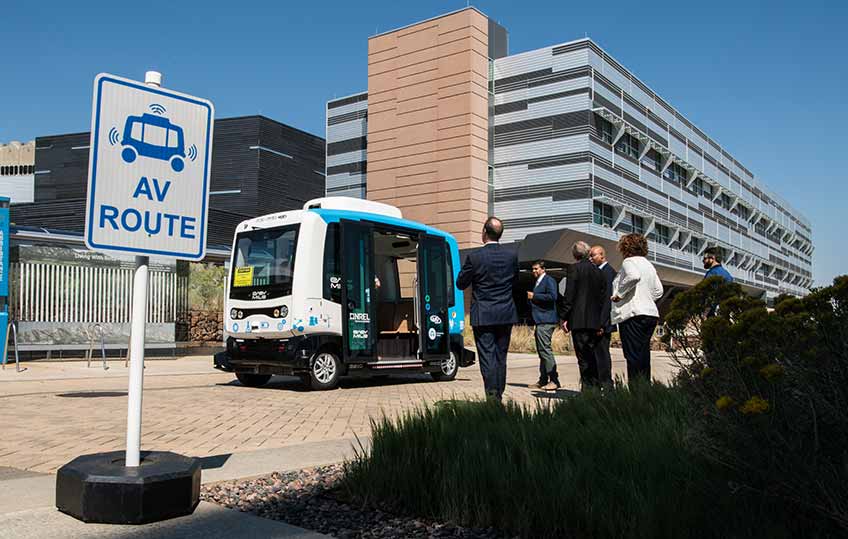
230, 224, 299, 300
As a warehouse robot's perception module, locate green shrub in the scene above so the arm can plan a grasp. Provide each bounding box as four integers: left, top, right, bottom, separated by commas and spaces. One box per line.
188, 262, 227, 311
664, 276, 848, 534
342, 382, 773, 538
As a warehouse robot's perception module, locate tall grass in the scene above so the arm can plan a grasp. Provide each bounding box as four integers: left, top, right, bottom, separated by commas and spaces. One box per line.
342, 382, 785, 538
463, 318, 629, 354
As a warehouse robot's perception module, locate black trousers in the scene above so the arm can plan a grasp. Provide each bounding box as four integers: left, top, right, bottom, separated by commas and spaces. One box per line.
619, 315, 659, 383
571, 329, 601, 388
473, 324, 512, 401
593, 331, 613, 388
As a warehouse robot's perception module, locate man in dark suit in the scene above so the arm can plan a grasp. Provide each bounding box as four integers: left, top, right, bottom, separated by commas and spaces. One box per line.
589, 245, 617, 389
456, 217, 519, 402
527, 260, 560, 391
557, 241, 608, 389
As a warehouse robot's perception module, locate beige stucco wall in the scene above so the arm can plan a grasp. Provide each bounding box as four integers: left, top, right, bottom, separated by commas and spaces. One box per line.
366, 8, 490, 248
0, 141, 35, 167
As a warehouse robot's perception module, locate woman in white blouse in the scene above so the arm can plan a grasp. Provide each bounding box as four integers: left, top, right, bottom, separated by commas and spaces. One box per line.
610, 233, 664, 383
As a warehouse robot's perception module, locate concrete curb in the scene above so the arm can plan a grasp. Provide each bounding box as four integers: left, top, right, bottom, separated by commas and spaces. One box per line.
0, 437, 367, 537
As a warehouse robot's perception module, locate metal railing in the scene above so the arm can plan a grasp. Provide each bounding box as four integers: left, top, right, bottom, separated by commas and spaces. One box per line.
8, 262, 187, 324
86, 323, 108, 370
2, 321, 24, 372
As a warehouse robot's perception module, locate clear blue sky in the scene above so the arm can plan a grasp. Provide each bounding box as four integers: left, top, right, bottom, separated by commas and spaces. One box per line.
3, 0, 845, 285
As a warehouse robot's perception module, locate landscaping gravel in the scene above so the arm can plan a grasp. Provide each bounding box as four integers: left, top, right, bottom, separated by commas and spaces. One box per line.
201, 464, 511, 538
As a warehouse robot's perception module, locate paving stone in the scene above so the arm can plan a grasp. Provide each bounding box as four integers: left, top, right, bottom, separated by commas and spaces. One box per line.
0, 352, 678, 473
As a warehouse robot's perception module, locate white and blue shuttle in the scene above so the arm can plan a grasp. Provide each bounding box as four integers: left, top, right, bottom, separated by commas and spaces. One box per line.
214, 197, 475, 390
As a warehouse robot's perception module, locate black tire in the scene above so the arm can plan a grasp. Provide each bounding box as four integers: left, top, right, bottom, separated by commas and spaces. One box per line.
430, 349, 459, 382
235, 372, 271, 387
309, 350, 342, 390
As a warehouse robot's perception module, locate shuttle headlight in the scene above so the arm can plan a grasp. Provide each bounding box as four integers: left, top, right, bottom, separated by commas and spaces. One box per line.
237, 310, 244, 319
273, 309, 280, 317
230, 308, 238, 319
279, 305, 289, 318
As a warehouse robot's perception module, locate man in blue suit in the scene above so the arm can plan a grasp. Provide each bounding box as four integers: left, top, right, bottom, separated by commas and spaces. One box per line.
527, 260, 560, 390
456, 217, 519, 402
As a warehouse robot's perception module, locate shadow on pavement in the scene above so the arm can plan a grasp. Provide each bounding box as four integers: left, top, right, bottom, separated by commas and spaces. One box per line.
216, 375, 474, 392
57, 391, 129, 398
199, 453, 232, 471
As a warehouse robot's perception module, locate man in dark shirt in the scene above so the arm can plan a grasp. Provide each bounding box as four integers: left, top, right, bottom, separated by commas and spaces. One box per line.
589, 245, 617, 389
456, 217, 519, 402
558, 241, 608, 389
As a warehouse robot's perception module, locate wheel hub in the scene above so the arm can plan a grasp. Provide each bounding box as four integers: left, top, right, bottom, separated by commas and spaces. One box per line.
313, 353, 336, 383
441, 352, 457, 375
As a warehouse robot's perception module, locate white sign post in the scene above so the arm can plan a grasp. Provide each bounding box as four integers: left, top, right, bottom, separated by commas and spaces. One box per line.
84, 71, 214, 467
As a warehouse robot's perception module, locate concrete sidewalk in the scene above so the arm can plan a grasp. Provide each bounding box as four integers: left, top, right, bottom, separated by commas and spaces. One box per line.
0, 437, 365, 538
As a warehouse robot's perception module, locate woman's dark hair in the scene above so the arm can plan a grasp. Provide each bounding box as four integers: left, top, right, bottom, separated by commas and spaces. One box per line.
618, 233, 649, 258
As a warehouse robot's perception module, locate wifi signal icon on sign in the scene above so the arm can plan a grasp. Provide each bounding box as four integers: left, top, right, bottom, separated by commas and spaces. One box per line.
149, 103, 167, 115
187, 144, 198, 162
108, 127, 120, 146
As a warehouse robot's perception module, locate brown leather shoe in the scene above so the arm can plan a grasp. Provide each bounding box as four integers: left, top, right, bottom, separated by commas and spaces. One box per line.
542, 382, 560, 391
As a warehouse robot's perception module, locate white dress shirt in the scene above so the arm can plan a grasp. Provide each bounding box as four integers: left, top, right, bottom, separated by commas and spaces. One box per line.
535, 273, 545, 288
611, 256, 663, 325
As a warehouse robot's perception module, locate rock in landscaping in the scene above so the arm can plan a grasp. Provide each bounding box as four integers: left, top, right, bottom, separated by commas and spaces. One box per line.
200, 464, 513, 538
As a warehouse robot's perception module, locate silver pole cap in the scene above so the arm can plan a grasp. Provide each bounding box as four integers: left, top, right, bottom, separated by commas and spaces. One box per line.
144, 71, 162, 87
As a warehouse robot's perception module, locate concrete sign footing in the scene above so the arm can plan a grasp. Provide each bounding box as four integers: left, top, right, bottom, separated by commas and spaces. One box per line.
55, 450, 200, 524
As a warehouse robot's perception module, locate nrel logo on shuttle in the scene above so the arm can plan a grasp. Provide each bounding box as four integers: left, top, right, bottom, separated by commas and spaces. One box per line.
85, 73, 214, 260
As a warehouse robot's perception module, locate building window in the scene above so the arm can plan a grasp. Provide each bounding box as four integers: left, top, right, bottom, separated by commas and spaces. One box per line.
716, 193, 732, 210
593, 201, 614, 227
655, 224, 670, 245
737, 205, 750, 220
615, 133, 639, 159
663, 162, 687, 184
597, 117, 614, 144
620, 214, 644, 234
631, 215, 645, 235
687, 237, 702, 254
641, 149, 661, 173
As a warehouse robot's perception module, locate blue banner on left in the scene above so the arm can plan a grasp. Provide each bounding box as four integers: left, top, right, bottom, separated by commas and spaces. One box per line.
0, 197, 9, 299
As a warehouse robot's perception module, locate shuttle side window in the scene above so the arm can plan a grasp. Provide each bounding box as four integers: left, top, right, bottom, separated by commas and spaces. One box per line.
446, 244, 455, 307
323, 223, 342, 303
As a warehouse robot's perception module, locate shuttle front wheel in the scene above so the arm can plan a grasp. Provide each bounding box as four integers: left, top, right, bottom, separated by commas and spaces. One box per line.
307, 350, 341, 390
430, 350, 458, 382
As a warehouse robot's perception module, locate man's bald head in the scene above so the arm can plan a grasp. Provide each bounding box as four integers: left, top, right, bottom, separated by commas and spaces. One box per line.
589, 245, 607, 266
483, 217, 504, 242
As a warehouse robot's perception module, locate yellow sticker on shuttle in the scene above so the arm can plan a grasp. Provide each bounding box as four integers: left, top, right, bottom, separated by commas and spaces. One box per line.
233, 266, 254, 287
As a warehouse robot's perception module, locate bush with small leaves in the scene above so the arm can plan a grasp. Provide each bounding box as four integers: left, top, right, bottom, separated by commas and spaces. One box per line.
665, 276, 848, 534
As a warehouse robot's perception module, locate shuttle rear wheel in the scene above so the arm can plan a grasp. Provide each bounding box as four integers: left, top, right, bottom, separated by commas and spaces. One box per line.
430, 350, 458, 382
